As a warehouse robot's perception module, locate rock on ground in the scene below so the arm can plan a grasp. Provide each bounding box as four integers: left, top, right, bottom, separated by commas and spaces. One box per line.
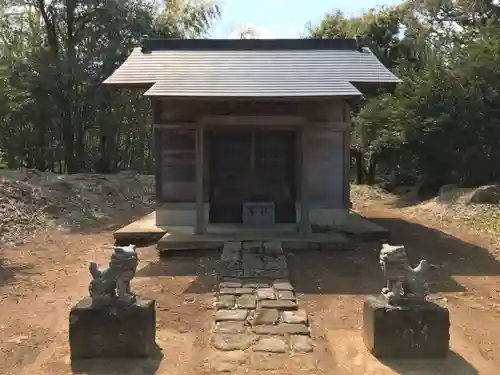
289, 335, 314, 353
469, 185, 500, 204
253, 337, 288, 353
212, 334, 257, 351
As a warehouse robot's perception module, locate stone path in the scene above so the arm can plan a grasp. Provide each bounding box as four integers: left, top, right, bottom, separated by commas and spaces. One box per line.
211, 240, 314, 354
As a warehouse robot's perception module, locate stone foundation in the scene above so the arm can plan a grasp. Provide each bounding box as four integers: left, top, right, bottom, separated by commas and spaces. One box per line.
155, 203, 210, 228
363, 295, 450, 358
211, 241, 313, 354
69, 297, 156, 359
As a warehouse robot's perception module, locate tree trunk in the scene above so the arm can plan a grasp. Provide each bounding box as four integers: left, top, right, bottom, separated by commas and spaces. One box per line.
365, 155, 378, 185
25, 150, 34, 168
63, 0, 78, 174
352, 149, 364, 184
35, 113, 47, 171
98, 135, 112, 173
75, 115, 86, 171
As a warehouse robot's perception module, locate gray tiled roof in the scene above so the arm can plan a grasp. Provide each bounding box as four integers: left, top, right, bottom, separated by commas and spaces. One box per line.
144, 77, 362, 97
104, 41, 400, 97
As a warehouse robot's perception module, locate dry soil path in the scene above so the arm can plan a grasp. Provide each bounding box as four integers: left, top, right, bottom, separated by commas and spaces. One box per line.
0, 200, 499, 374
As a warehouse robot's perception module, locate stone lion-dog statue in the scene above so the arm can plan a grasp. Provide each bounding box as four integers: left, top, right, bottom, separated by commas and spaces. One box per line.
379, 244, 430, 304
88, 245, 139, 304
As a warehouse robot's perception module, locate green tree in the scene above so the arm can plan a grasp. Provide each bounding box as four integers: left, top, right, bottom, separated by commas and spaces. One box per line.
351, 1, 500, 190
309, 4, 427, 184
0, 0, 219, 173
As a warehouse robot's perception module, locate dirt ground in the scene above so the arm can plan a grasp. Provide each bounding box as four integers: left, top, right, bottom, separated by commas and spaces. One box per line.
1, 196, 500, 374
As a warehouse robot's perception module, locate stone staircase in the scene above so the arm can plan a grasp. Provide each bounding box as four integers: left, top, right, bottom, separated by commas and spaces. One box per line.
211, 240, 313, 353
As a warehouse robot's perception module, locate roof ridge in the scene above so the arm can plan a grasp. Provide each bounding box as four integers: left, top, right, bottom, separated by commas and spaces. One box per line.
139, 38, 360, 52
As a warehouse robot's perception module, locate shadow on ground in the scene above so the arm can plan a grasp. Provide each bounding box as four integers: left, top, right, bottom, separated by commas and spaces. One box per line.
116, 237, 163, 248
373, 217, 500, 276
135, 249, 221, 294
0, 257, 34, 287
71, 343, 163, 375
380, 351, 477, 375
288, 216, 499, 295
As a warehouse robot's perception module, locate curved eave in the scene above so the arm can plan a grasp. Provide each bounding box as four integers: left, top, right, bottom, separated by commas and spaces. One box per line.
352, 81, 401, 95
140, 94, 364, 101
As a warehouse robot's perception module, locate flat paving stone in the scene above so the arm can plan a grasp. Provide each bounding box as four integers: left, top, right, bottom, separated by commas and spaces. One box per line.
276, 255, 287, 263
245, 268, 266, 278
248, 247, 264, 255
273, 280, 294, 291
220, 276, 242, 283
221, 242, 241, 262
215, 309, 248, 322
220, 269, 244, 278
263, 255, 278, 261
278, 323, 310, 335
289, 335, 314, 353
258, 270, 289, 279
217, 295, 235, 309
244, 257, 264, 266
224, 261, 242, 271
219, 279, 243, 289
219, 288, 254, 295
253, 337, 288, 353
252, 323, 309, 336
260, 299, 297, 310
242, 241, 264, 251
264, 261, 286, 271
281, 309, 308, 324
212, 333, 256, 351
282, 242, 320, 251
215, 321, 247, 334
256, 288, 276, 300
252, 324, 284, 336
242, 280, 270, 289
263, 241, 283, 255
253, 309, 279, 325
252, 325, 282, 335
243, 255, 264, 269
263, 254, 286, 262
236, 294, 257, 309
277, 290, 296, 301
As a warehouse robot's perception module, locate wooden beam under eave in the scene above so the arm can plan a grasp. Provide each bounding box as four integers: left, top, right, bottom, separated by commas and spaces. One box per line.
195, 124, 206, 234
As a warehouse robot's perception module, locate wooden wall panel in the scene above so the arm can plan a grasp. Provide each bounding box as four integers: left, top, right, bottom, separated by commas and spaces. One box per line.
156, 99, 351, 208
306, 124, 345, 209
161, 129, 196, 202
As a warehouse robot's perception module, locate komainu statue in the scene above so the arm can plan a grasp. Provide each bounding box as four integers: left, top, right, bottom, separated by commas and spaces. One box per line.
88, 245, 139, 304
379, 244, 430, 304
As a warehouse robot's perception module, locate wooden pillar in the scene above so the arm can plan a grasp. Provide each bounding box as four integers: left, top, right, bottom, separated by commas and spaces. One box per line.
299, 126, 311, 236
154, 128, 163, 204
343, 102, 352, 208
195, 124, 205, 234
153, 100, 163, 205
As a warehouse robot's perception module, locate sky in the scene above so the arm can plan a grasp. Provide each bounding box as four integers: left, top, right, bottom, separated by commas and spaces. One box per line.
209, 0, 402, 38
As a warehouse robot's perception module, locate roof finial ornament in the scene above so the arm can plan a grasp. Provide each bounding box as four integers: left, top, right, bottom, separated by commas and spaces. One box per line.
355, 35, 364, 52
141, 34, 151, 53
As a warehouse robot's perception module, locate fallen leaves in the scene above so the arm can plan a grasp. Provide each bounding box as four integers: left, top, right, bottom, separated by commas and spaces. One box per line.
0, 169, 154, 247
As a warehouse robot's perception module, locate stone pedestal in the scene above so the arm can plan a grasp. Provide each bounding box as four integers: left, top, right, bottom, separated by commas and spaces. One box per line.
69, 297, 156, 359
363, 295, 450, 358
